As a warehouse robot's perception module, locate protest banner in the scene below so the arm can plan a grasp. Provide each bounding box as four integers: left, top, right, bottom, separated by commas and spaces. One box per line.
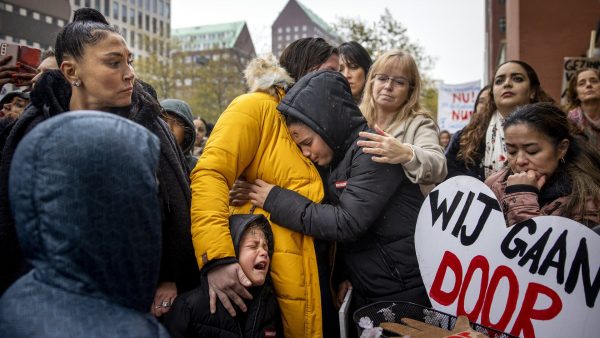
560, 57, 600, 105
437, 81, 480, 133
415, 176, 600, 338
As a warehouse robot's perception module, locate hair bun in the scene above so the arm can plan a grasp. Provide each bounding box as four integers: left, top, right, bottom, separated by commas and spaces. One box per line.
72, 8, 109, 25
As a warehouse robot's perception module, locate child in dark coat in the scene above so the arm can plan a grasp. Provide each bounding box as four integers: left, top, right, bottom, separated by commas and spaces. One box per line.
164, 214, 280, 338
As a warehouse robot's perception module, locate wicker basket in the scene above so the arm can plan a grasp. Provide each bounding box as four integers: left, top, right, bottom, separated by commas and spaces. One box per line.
353, 301, 516, 338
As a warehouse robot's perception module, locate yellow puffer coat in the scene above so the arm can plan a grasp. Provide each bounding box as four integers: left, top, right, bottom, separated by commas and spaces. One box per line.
190, 88, 324, 337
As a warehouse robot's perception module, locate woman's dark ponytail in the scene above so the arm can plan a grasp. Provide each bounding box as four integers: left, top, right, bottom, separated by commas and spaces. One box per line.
55, 8, 119, 65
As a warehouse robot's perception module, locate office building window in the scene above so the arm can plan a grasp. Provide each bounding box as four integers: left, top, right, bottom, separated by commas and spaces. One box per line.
84, 0, 90, 7
138, 11, 142, 28
104, 0, 110, 16
294, 26, 298, 32
121, 4, 127, 22
57, 19, 65, 27
302, 25, 307, 31
19, 8, 27, 16
113, 1, 118, 19
139, 0, 143, 7
159, 0, 164, 16
152, 0, 157, 13
165, 2, 170, 17
33, 12, 40, 20
499, 17, 506, 33
285, 27, 290, 33
130, 31, 135, 47
159, 21, 164, 37
95, 0, 100, 10
277, 27, 282, 33
145, 14, 149, 31
285, 35, 290, 41
129, 7, 135, 24
5, 3, 12, 12
45, 16, 53, 24
152, 18, 157, 34
75, 0, 82, 6
123, 28, 127, 40
277, 35, 282, 41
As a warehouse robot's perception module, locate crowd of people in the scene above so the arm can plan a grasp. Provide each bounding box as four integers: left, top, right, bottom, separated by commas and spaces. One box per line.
0, 7, 599, 338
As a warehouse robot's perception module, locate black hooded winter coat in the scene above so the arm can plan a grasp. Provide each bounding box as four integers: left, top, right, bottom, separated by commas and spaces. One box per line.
264, 71, 430, 308
0, 70, 200, 294
163, 214, 281, 338
0, 111, 168, 337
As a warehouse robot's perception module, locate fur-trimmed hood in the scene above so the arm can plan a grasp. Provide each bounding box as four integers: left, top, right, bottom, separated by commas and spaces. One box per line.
244, 54, 294, 95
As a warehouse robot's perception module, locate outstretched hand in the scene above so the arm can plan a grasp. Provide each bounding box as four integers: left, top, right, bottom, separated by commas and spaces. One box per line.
207, 263, 253, 317
357, 124, 413, 164
248, 179, 276, 209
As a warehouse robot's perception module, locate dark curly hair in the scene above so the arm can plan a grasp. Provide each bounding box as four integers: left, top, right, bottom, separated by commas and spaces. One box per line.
457, 60, 554, 168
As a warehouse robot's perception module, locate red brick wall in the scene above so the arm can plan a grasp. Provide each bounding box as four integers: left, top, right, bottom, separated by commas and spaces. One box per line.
505, 0, 600, 100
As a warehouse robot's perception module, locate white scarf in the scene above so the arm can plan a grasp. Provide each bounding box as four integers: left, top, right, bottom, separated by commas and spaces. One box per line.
484, 111, 507, 178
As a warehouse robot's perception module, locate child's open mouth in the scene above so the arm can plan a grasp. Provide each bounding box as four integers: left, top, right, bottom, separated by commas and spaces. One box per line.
254, 262, 267, 270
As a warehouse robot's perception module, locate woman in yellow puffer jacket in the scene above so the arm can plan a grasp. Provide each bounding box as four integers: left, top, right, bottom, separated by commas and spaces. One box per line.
190, 38, 339, 338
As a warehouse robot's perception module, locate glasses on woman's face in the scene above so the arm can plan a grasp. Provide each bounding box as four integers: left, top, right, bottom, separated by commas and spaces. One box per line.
373, 74, 410, 88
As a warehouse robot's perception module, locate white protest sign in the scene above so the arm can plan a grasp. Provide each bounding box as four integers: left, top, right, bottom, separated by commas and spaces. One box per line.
560, 57, 600, 105
415, 176, 600, 338
437, 80, 481, 133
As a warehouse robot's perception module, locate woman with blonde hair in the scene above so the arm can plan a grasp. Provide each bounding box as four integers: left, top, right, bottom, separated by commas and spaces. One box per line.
357, 49, 447, 194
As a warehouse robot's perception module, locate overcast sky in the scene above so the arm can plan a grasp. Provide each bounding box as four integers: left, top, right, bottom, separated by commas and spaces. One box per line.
171, 0, 485, 85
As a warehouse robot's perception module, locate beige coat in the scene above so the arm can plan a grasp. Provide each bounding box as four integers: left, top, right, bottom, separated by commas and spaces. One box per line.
387, 114, 447, 195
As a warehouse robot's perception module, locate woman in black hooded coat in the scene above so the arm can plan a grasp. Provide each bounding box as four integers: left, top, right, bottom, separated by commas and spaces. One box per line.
248, 71, 431, 314
0, 8, 199, 304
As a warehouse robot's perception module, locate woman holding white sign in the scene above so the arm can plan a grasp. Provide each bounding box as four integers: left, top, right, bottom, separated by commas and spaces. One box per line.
486, 102, 600, 228
446, 61, 554, 181
566, 68, 600, 147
